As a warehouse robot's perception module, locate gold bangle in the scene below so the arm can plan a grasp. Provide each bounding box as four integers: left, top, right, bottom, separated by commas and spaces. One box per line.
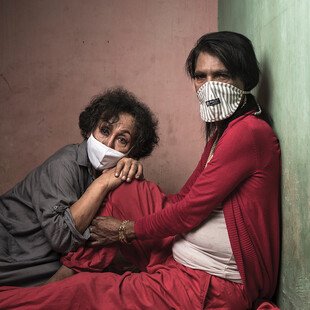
118, 220, 130, 244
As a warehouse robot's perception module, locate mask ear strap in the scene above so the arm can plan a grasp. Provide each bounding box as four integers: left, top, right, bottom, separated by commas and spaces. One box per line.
242, 92, 262, 116
254, 102, 262, 115
240, 93, 248, 108
125, 145, 135, 157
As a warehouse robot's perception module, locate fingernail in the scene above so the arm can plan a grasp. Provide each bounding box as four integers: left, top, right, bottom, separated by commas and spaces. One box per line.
115, 173, 119, 177
127, 178, 131, 182
122, 176, 126, 180
135, 174, 140, 179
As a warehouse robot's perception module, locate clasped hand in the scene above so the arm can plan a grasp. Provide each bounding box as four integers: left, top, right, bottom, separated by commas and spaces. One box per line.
89, 216, 122, 246
114, 157, 143, 182
97, 157, 143, 192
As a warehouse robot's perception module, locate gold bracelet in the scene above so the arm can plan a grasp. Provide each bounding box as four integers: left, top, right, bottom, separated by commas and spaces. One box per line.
118, 220, 130, 244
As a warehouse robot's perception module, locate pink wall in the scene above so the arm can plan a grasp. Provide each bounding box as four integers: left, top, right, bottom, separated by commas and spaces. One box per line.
0, 0, 218, 194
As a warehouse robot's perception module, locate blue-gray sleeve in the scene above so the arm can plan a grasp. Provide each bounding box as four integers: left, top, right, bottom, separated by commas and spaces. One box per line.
31, 159, 90, 254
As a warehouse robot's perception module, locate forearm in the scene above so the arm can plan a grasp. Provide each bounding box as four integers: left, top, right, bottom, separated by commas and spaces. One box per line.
70, 178, 110, 233
135, 130, 256, 240
46, 265, 76, 284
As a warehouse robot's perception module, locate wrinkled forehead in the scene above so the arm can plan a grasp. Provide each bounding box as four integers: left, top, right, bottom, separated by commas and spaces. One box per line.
196, 52, 228, 70
99, 114, 120, 124
99, 112, 134, 124
196, 49, 237, 77
99, 112, 137, 135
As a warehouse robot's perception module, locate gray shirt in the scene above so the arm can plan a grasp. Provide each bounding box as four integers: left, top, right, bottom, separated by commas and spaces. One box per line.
0, 141, 93, 286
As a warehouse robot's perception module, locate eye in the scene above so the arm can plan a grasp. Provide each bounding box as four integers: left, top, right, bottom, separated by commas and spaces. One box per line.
100, 126, 110, 136
194, 73, 206, 81
215, 72, 231, 81
117, 136, 129, 146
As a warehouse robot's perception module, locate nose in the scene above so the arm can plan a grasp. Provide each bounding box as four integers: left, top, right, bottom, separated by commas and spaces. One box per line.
105, 136, 115, 149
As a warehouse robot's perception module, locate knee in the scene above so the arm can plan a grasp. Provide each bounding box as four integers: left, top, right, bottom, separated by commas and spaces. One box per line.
109, 179, 160, 204
107, 179, 165, 218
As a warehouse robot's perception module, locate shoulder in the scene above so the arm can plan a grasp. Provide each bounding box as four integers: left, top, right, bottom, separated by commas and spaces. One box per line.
37, 143, 85, 177
44, 142, 88, 167
225, 114, 277, 144
3, 143, 87, 195
48, 144, 80, 162
217, 114, 279, 158
223, 114, 280, 164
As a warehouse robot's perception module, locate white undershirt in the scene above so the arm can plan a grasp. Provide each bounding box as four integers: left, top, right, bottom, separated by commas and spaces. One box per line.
172, 208, 242, 283
172, 141, 242, 283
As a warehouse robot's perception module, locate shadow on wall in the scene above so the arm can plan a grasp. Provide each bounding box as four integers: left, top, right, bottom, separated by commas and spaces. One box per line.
256, 57, 274, 125
257, 56, 283, 306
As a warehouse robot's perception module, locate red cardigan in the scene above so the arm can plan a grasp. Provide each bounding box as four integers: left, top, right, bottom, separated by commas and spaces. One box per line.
135, 113, 281, 302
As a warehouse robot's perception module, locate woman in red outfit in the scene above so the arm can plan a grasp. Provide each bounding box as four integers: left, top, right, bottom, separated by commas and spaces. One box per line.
0, 32, 280, 309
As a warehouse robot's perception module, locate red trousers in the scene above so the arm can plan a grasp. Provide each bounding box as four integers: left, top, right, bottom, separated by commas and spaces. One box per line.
0, 180, 251, 310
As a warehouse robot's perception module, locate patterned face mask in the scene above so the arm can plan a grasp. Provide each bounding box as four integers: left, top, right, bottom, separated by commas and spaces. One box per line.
196, 81, 251, 123
87, 133, 127, 171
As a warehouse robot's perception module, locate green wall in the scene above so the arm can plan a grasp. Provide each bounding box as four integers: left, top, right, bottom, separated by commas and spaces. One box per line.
218, 1, 310, 309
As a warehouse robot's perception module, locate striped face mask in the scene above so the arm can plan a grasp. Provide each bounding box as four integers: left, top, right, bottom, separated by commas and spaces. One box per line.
196, 81, 250, 122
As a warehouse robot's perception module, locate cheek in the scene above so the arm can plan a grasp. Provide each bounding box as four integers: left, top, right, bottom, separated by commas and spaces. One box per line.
113, 141, 131, 154
92, 130, 105, 144
92, 129, 100, 140
115, 146, 129, 154
194, 81, 201, 92
233, 78, 245, 90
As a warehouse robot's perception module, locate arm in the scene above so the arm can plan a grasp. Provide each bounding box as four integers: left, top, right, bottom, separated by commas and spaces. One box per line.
71, 157, 144, 233
87, 126, 254, 245
69, 168, 121, 233
135, 122, 257, 239
84, 142, 215, 245
34, 153, 142, 253
87, 121, 257, 243
46, 265, 76, 284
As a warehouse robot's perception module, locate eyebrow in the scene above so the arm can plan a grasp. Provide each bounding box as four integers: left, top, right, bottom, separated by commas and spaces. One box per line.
118, 130, 132, 137
194, 69, 230, 75
214, 69, 231, 75
193, 70, 206, 75
100, 122, 133, 137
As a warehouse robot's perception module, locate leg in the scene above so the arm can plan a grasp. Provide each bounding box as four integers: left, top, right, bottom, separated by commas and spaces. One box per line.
0, 257, 210, 310
203, 276, 251, 309
62, 180, 173, 272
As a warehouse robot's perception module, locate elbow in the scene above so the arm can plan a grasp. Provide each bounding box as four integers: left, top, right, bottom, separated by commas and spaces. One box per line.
48, 231, 76, 254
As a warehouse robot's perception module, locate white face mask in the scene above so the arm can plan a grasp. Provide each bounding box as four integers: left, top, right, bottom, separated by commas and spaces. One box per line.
196, 81, 251, 122
87, 133, 127, 171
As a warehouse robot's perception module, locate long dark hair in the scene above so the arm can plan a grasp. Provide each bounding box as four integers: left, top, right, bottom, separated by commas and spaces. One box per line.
186, 31, 271, 140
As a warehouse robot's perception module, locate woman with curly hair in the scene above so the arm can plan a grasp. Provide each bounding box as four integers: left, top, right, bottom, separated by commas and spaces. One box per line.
0, 87, 159, 287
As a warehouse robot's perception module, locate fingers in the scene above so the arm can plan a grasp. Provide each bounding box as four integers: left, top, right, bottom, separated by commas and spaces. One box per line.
88, 234, 105, 247
119, 160, 132, 181
114, 160, 125, 178
89, 226, 107, 246
88, 240, 101, 247
88, 230, 116, 247
114, 158, 144, 182
127, 161, 143, 181
89, 216, 121, 246
134, 163, 143, 180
